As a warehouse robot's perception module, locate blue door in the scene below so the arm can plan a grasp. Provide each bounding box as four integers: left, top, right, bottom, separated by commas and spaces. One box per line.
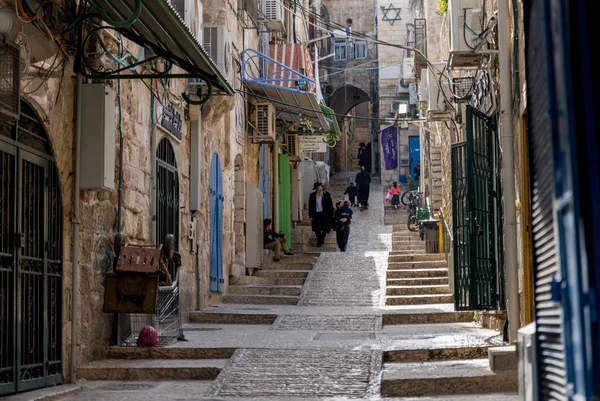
209, 153, 224, 292
409, 136, 420, 180
259, 144, 270, 219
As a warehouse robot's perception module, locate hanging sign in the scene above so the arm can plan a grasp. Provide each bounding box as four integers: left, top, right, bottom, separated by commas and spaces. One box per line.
235, 97, 245, 146
299, 135, 328, 153
380, 125, 398, 170
157, 100, 183, 141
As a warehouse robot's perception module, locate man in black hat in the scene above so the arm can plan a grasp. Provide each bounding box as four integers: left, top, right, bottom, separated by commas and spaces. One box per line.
308, 182, 334, 247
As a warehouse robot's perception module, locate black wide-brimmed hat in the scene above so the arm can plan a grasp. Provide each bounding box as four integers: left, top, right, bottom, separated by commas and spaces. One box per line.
313, 182, 323, 189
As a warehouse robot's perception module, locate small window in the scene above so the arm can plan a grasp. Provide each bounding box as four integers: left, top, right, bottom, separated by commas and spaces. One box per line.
354, 40, 367, 59
334, 39, 347, 61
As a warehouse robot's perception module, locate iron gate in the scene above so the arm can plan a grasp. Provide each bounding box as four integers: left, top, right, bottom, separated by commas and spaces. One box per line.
451, 106, 504, 310
156, 138, 179, 280
0, 101, 63, 396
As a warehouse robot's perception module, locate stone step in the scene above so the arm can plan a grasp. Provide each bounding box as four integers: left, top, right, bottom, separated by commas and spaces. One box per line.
254, 269, 309, 279
489, 345, 518, 372
189, 311, 277, 324
383, 346, 490, 363
386, 284, 451, 296
382, 311, 473, 325
391, 243, 424, 249
223, 294, 298, 305
392, 236, 421, 241
381, 359, 518, 397
105, 347, 235, 360
387, 277, 448, 286
304, 245, 337, 252
309, 237, 338, 245
260, 262, 314, 270
245, 276, 306, 286
388, 261, 448, 269
387, 268, 449, 279
227, 285, 302, 297
389, 249, 426, 254
78, 359, 227, 381
263, 256, 317, 265
389, 253, 447, 262
386, 293, 454, 305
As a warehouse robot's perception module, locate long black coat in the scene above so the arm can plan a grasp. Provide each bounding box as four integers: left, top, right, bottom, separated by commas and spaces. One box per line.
308, 190, 334, 232
355, 171, 371, 204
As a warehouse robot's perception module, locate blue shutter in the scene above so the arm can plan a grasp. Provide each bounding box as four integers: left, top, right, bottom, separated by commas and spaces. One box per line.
259, 144, 270, 218
210, 153, 224, 292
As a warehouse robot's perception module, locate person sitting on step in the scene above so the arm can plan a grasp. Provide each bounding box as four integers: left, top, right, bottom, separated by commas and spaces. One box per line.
263, 218, 294, 262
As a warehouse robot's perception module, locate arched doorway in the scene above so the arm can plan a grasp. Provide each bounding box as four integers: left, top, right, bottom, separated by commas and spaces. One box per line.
156, 138, 179, 279
209, 153, 224, 292
0, 100, 63, 395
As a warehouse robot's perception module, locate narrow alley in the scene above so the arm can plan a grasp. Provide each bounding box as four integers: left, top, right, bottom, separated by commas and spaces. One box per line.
8, 175, 517, 401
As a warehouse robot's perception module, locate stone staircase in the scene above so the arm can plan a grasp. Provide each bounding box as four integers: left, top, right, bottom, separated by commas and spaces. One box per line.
385, 225, 452, 306
78, 347, 233, 381
222, 254, 317, 305
381, 220, 517, 398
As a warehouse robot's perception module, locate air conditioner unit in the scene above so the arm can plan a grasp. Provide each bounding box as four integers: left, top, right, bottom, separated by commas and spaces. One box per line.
260, 0, 285, 32
169, 0, 202, 39
418, 68, 429, 111
408, 83, 418, 105
254, 103, 277, 143
391, 101, 408, 116
319, 69, 329, 83
517, 323, 539, 401
427, 63, 452, 121
448, 0, 484, 69
285, 134, 301, 161
204, 26, 232, 84
403, 56, 416, 84
0, 42, 20, 122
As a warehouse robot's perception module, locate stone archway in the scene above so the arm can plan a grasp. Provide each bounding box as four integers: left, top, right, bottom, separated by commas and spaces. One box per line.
233, 154, 246, 279
327, 86, 372, 173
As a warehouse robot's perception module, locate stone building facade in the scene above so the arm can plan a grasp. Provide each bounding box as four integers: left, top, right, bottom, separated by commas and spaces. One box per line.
0, 0, 320, 396
421, 0, 531, 324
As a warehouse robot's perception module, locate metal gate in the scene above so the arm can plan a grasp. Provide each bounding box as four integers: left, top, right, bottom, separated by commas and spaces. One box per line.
451, 106, 504, 310
156, 138, 179, 280
0, 101, 63, 396
209, 153, 224, 292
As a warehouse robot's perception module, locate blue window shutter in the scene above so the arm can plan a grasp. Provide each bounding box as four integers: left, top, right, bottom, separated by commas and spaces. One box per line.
209, 153, 224, 292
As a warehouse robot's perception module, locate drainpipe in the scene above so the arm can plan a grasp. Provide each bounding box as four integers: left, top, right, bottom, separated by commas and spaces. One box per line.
273, 140, 279, 232
498, 0, 520, 343
70, 73, 82, 384
150, 89, 157, 243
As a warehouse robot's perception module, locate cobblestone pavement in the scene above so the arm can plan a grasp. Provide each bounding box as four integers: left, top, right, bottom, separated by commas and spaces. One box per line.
25, 175, 515, 401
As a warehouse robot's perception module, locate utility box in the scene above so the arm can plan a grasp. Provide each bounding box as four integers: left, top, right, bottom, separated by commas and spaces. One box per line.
80, 84, 116, 191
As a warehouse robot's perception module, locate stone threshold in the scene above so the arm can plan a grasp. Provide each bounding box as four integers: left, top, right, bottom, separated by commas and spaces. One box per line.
78, 359, 226, 381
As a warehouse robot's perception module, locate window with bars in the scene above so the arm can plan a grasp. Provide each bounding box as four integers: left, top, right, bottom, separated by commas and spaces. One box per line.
334, 38, 347, 61
354, 40, 367, 59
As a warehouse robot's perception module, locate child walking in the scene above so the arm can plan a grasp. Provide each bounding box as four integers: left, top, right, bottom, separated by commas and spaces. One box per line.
334, 201, 353, 252
344, 182, 358, 207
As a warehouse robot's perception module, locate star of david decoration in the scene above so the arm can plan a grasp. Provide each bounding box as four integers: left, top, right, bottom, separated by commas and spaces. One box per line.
381, 4, 402, 25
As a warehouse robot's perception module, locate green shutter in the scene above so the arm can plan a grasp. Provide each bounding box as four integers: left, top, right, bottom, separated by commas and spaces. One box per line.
278, 154, 292, 248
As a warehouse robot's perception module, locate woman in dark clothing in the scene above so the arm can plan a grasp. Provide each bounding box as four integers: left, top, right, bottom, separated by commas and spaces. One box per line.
355, 167, 372, 211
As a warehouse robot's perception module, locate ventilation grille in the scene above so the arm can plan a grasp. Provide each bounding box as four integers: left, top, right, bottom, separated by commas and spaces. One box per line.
0, 43, 20, 121
263, 0, 279, 19
286, 134, 299, 156
452, 77, 475, 103
256, 103, 274, 137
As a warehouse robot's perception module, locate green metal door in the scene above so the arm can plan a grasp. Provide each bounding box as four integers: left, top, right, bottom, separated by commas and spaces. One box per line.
1, 101, 63, 396
156, 138, 179, 280
278, 154, 291, 248
451, 106, 504, 310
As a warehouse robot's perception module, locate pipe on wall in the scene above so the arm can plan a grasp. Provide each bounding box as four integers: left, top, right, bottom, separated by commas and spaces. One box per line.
498, 0, 520, 343
70, 73, 82, 384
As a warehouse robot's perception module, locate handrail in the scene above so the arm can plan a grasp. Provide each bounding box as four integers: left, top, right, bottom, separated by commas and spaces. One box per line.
439, 207, 453, 243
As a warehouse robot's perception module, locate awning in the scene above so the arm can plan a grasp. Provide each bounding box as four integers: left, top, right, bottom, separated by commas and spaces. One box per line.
242, 48, 329, 132
86, 0, 234, 95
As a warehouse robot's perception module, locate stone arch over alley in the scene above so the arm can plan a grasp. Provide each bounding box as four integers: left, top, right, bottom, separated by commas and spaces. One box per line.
327, 85, 372, 173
